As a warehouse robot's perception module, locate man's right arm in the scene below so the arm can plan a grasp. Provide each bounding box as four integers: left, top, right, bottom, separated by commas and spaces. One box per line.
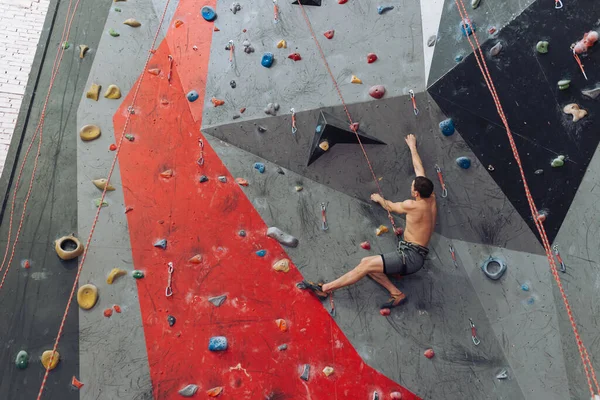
405, 134, 426, 177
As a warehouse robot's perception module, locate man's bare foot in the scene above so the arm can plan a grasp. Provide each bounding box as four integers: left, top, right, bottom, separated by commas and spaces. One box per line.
381, 292, 407, 309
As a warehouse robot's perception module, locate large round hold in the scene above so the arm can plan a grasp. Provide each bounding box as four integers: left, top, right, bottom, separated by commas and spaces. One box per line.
77, 284, 99, 310
15, 350, 29, 369
201, 6, 217, 21
368, 85, 386, 99
456, 156, 472, 169
187, 90, 199, 102
261, 53, 274, 68
439, 118, 455, 136
79, 124, 101, 141
41, 350, 60, 370
55, 234, 84, 260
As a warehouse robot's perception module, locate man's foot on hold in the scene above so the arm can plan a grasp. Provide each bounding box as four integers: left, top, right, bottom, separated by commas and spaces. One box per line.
380, 293, 407, 309
297, 280, 329, 299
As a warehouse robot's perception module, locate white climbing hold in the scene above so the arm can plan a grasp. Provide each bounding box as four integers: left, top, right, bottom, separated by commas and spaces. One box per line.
267, 227, 299, 247
208, 295, 227, 307
179, 384, 198, 397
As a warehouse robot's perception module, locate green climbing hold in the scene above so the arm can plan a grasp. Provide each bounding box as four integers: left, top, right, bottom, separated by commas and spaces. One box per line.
15, 350, 29, 369
114, 7, 121, 11
551, 155, 565, 167
109, 29, 120, 37
94, 198, 108, 208
62, 41, 70, 50
132, 270, 144, 279
536, 41, 549, 54
558, 80, 571, 90
125, 134, 134, 141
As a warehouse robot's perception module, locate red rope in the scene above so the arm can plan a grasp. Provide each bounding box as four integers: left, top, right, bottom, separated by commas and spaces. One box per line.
296, 3, 398, 234
454, 0, 599, 395
35, 0, 173, 397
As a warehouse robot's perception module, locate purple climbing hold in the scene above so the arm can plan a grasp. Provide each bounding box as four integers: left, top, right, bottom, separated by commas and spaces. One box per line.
153, 239, 167, 249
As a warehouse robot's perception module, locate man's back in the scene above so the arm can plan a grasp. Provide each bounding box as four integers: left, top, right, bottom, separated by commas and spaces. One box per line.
403, 195, 437, 247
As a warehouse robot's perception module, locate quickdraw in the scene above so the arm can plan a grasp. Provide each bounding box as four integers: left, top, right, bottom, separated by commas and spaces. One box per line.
167, 55, 174, 83
553, 244, 566, 273
166, 262, 174, 297
197, 139, 205, 166
321, 202, 329, 231
572, 51, 588, 80
469, 318, 481, 345
273, 0, 279, 24
409, 90, 419, 116
449, 245, 458, 268
329, 292, 335, 317
228, 40, 235, 64
435, 164, 448, 198
291, 108, 297, 135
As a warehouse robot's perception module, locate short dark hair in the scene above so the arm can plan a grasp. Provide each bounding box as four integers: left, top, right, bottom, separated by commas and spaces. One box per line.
414, 176, 434, 198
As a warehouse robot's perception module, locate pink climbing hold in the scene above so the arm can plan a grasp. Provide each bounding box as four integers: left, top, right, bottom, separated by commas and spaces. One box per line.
360, 241, 371, 250
288, 52, 302, 61
369, 85, 386, 99
424, 348, 435, 359
573, 30, 599, 54
324, 30, 334, 39
380, 308, 391, 316
367, 53, 377, 63
349, 122, 359, 132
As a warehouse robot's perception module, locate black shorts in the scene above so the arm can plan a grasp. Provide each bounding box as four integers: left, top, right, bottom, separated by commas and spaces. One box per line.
381, 241, 429, 276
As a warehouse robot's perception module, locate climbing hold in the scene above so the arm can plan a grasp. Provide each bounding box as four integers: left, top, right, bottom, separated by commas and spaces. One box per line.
456, 156, 472, 169
288, 52, 302, 61
324, 30, 334, 39
254, 162, 266, 173
160, 169, 173, 178
244, 45, 255, 54
471, 0, 481, 8
380, 308, 391, 316
55, 234, 84, 260
488, 26, 497, 35
92, 178, 116, 191
230, 1, 241, 13
563, 103, 587, 122
294, 185, 303, 192
367, 53, 377, 63
390, 392, 403, 399
238, 230, 246, 237
376, 225, 388, 236
277, 39, 287, 48
276, 167, 285, 175
209, 336, 228, 351
323, 366, 334, 376
439, 118, 455, 136
276, 318, 288, 332
211, 97, 225, 107
489, 42, 502, 56
109, 143, 117, 151
107, 268, 127, 284
551, 155, 565, 167
536, 41, 549, 54
132, 270, 144, 279
187, 90, 199, 102
273, 258, 290, 272
41, 350, 60, 370
112, 304, 121, 313
79, 124, 101, 141
79, 44, 89, 58
582, 85, 600, 99
257, 126, 267, 133
267, 227, 299, 247
108, 28, 120, 37
179, 384, 199, 397
427, 35, 436, 47
208, 295, 227, 307
213, 26, 220, 31
125, 134, 134, 141
319, 140, 329, 151
351, 75, 362, 84
189, 254, 202, 263
369, 85, 386, 99
256, 249, 267, 257
338, 0, 347, 3
148, 68, 161, 75
114, 7, 121, 11
481, 257, 507, 280
521, 283, 530, 291
261, 52, 274, 68
236, 178, 249, 186
349, 122, 360, 131
207, 387, 224, 397
264, 102, 280, 115
534, 169, 544, 175
460, 18, 475, 36
71, 376, 84, 389
62, 41, 70, 49
94, 198, 109, 207
201, 6, 217, 21
558, 79, 570, 90
278, 344, 288, 351
455, 54, 464, 62
487, 165, 495, 172
199, 175, 209, 183
103, 307, 113, 318
22, 260, 30, 269
123, 18, 141, 27
230, 80, 236, 89
175, 19, 183, 28
154, 239, 167, 249
240, 107, 246, 113
424, 348, 435, 359
300, 364, 310, 381
15, 350, 29, 369
377, 5, 394, 14
360, 241, 371, 250
168, 315, 176, 327
496, 369, 508, 379
77, 284, 98, 310
86, 83, 101, 101
104, 84, 121, 99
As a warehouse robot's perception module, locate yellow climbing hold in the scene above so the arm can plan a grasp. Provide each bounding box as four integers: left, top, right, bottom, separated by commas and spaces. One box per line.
103, 84, 121, 99
92, 178, 116, 191
123, 18, 141, 27
86, 83, 101, 101
319, 140, 329, 151
351, 75, 362, 84
79, 124, 101, 141
376, 225, 389, 236
77, 284, 98, 310
41, 350, 60, 370
277, 40, 287, 49
323, 366, 334, 376
273, 259, 290, 273
79, 44, 89, 58
106, 268, 127, 284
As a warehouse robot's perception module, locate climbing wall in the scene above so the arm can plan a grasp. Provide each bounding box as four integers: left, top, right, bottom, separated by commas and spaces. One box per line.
1, 0, 600, 399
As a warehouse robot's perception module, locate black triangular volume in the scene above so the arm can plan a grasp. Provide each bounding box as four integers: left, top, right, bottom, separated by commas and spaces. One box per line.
292, 0, 322, 6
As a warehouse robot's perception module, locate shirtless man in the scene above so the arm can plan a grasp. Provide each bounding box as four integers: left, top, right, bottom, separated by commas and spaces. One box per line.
302, 134, 437, 309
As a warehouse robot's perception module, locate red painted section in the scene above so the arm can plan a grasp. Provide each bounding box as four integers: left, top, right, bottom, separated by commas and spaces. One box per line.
113, 2, 420, 399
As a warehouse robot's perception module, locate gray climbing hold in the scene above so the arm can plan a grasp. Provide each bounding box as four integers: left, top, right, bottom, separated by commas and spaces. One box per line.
232, 114, 240, 120
239, 230, 246, 237
264, 103, 280, 116
496, 369, 508, 379
534, 169, 544, 175
208, 295, 227, 307
276, 167, 285, 175
377, 5, 394, 14
242, 40, 250, 47
267, 227, 299, 248
230, 80, 236, 88
300, 364, 310, 381
244, 45, 254, 54
471, 0, 481, 8
257, 126, 267, 133
481, 257, 506, 280
278, 344, 288, 351
582, 85, 600, 99
427, 35, 437, 47
489, 42, 502, 57
15, 350, 29, 369
218, 176, 227, 183
200, 175, 209, 182
230, 2, 241, 13
179, 384, 199, 397
168, 315, 176, 327
154, 239, 167, 249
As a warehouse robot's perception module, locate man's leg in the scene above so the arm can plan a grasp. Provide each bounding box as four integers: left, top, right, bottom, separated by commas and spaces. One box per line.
322, 256, 383, 293
367, 272, 403, 297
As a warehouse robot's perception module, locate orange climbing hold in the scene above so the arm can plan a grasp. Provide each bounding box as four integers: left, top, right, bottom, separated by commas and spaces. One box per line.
207, 386, 223, 397
148, 68, 161, 75
376, 225, 388, 236
160, 169, 174, 178
113, 305, 122, 313
175, 19, 183, 28
104, 308, 113, 318
211, 98, 225, 107
188, 254, 202, 264
236, 178, 249, 186
276, 318, 288, 332
71, 376, 84, 389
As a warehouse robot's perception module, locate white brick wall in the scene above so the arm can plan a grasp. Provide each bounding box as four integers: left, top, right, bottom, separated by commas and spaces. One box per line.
0, 0, 50, 175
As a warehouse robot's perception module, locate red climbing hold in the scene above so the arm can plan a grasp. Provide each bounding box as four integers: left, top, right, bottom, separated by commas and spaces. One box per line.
324, 30, 334, 39
160, 169, 173, 178
360, 241, 371, 250
71, 376, 84, 390
394, 227, 404, 236
147, 68, 161, 75
288, 52, 302, 61
367, 53, 377, 63
109, 144, 117, 151
276, 318, 288, 332
236, 178, 249, 186
380, 308, 391, 316
113, 305, 122, 313
424, 348, 435, 359
104, 308, 113, 318
175, 20, 183, 28
349, 122, 359, 132
211, 98, 225, 107
214, 26, 220, 32
338, 0, 348, 3
23, 260, 30, 269
240, 107, 246, 113
369, 85, 386, 99
125, 206, 134, 213
188, 254, 202, 264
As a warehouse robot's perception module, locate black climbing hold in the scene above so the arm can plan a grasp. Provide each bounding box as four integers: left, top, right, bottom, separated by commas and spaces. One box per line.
168, 315, 176, 326
300, 364, 310, 380
257, 126, 267, 133
199, 175, 209, 183
481, 257, 507, 280
292, 0, 321, 5
218, 176, 227, 183
276, 167, 285, 175
534, 169, 544, 175
230, 80, 236, 88
307, 111, 386, 166
239, 230, 246, 237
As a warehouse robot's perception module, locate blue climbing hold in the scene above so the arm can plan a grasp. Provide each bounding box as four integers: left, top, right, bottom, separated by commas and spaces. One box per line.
377, 5, 394, 14
439, 119, 455, 136
254, 162, 266, 173
521, 283, 530, 291
456, 156, 471, 169
455, 54, 464, 63
154, 239, 167, 249
187, 90, 199, 102
261, 53, 274, 68
208, 336, 228, 351
460, 19, 475, 36
201, 6, 217, 21
256, 249, 266, 257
